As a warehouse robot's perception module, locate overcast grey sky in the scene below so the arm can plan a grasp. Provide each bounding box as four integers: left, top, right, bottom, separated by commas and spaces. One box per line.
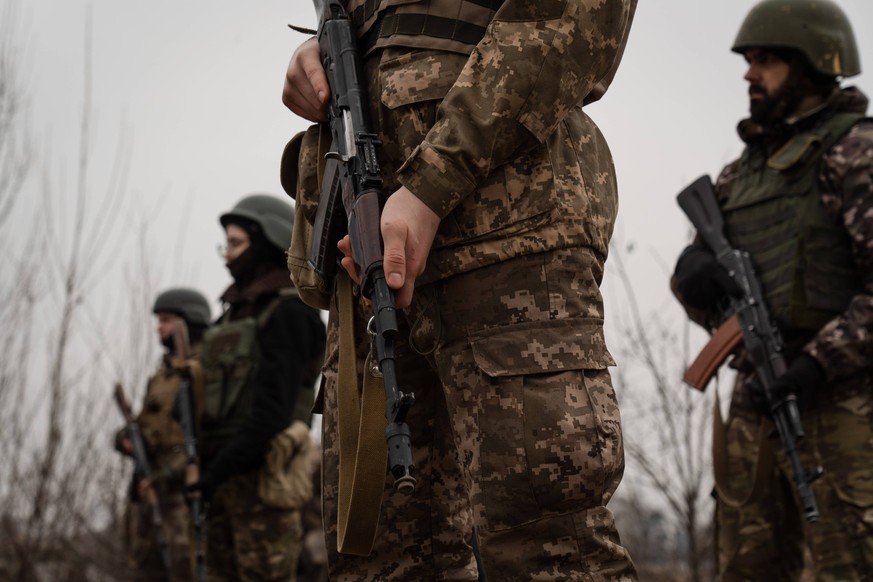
14, 0, 873, 351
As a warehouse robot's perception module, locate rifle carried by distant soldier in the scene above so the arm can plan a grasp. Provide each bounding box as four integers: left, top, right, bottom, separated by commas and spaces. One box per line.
678, 175, 824, 522
114, 382, 173, 574
172, 319, 207, 582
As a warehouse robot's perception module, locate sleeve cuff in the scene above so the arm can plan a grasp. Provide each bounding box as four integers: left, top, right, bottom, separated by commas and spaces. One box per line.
396, 143, 477, 220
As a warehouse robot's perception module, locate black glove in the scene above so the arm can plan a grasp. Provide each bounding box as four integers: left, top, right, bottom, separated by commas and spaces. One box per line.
674, 243, 742, 310
186, 473, 217, 505
746, 354, 825, 417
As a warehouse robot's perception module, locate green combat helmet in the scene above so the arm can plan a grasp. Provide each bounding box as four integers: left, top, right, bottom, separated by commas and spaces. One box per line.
732, 0, 861, 78
153, 288, 212, 326
220, 194, 294, 252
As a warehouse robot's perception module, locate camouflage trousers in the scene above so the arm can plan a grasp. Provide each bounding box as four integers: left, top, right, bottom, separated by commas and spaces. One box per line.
321, 249, 637, 581
717, 369, 873, 581
206, 470, 304, 582
124, 489, 193, 582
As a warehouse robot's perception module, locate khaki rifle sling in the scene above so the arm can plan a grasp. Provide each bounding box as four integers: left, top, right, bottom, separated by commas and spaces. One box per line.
711, 388, 775, 509
336, 270, 389, 556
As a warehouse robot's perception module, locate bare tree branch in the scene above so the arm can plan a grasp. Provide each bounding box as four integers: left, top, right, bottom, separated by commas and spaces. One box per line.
607, 238, 714, 582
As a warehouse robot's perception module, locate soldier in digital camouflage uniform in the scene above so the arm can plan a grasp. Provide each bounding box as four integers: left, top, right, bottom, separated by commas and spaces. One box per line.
672, 1, 873, 579
282, 0, 639, 579
193, 194, 326, 582
115, 287, 212, 581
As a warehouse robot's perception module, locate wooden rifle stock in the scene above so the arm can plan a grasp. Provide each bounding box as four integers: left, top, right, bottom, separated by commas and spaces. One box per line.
683, 315, 742, 390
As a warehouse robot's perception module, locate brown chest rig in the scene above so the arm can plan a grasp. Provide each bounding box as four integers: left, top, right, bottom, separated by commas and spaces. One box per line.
137, 357, 189, 451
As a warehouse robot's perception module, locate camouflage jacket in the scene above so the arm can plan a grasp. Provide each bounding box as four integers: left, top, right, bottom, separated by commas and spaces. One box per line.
289, 0, 634, 324
364, 0, 636, 283
712, 87, 873, 384
289, 0, 634, 286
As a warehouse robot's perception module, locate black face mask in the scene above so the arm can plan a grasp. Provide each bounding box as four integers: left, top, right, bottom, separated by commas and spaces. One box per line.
226, 244, 260, 283
161, 334, 175, 352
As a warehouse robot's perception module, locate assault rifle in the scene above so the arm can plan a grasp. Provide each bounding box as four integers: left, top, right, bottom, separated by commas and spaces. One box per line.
172, 320, 207, 582
307, 0, 415, 493
114, 383, 172, 573
677, 175, 824, 522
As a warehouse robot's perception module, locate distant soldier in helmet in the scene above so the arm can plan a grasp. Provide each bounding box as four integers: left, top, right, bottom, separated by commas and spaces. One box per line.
115, 287, 212, 581
671, 0, 873, 579
192, 194, 326, 581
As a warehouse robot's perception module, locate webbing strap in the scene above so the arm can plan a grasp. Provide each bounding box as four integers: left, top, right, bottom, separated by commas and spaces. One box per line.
712, 389, 775, 509
350, 0, 504, 29
336, 270, 388, 556
362, 13, 489, 52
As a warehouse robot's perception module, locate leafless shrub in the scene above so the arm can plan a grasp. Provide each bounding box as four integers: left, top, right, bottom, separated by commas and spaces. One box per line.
0, 7, 164, 580
607, 239, 715, 582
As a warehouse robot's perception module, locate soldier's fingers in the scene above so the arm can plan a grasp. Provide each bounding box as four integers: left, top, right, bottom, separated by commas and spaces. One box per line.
284, 39, 329, 120
337, 237, 362, 284
283, 74, 326, 122
381, 221, 408, 293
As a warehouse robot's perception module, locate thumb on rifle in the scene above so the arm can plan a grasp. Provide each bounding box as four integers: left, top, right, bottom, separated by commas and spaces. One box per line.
381, 219, 408, 293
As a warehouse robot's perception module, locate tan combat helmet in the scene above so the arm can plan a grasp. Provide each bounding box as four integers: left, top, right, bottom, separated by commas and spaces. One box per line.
732, 0, 861, 78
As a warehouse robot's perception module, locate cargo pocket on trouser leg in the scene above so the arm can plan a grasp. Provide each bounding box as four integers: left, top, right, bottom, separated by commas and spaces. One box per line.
472, 363, 631, 578
467, 319, 622, 531
456, 317, 627, 574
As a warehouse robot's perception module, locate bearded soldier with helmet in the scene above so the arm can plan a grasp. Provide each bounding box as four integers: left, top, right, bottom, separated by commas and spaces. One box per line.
191, 194, 326, 582
115, 287, 212, 581
672, 1, 873, 579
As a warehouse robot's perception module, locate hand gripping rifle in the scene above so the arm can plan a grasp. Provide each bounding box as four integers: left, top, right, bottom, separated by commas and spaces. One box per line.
307, 0, 415, 493
677, 175, 823, 522
171, 320, 207, 581
114, 383, 172, 573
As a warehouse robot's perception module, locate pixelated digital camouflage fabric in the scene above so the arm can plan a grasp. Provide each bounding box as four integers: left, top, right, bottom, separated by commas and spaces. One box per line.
205, 471, 303, 582
289, 0, 634, 287
296, 0, 638, 578
371, 41, 624, 286
321, 249, 636, 580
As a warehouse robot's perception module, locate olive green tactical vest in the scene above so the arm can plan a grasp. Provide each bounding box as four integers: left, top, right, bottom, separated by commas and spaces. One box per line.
199, 288, 315, 444
723, 112, 865, 331
348, 0, 504, 55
